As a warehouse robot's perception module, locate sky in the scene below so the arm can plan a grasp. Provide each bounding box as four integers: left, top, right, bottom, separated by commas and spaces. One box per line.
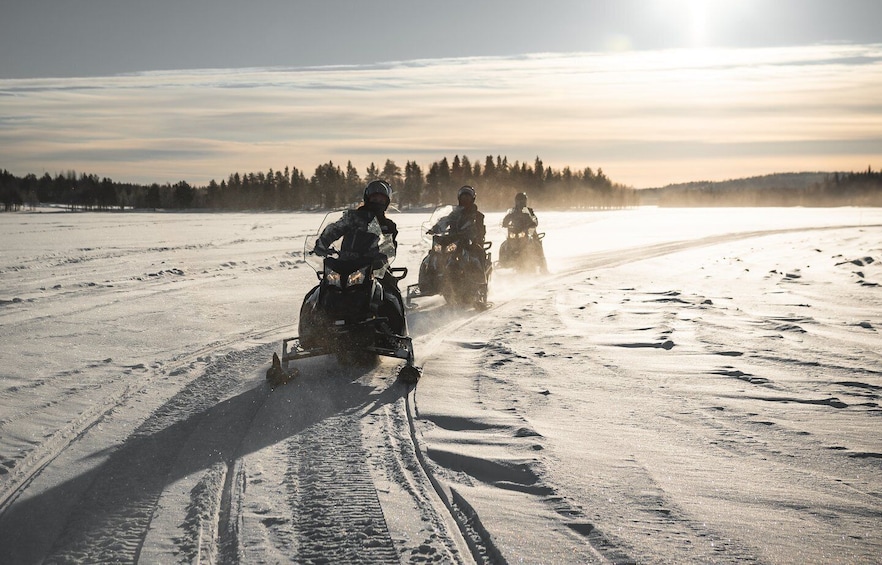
2, 0, 882, 188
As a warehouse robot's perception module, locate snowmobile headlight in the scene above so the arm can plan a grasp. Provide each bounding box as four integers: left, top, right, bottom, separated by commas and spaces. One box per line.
325, 268, 343, 288
445, 242, 458, 253
347, 266, 369, 287
518, 231, 527, 238
433, 243, 442, 253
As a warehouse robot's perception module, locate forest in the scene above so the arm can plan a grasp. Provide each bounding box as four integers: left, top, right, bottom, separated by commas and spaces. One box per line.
3, 157, 881, 213
0, 155, 633, 212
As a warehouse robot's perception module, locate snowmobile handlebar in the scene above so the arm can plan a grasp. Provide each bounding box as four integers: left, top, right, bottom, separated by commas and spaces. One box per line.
389, 266, 408, 281
309, 244, 338, 257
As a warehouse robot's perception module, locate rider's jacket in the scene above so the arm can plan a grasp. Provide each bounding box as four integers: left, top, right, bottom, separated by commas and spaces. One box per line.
431, 205, 486, 245
317, 206, 398, 265
502, 206, 538, 233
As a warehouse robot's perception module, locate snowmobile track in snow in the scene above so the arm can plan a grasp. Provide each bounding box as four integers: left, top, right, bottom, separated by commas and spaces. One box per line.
0, 325, 292, 520
45, 346, 272, 563
286, 414, 400, 562
0, 339, 284, 564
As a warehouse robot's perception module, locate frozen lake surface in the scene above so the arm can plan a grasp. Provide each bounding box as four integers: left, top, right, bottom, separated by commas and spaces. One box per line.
1, 206, 880, 563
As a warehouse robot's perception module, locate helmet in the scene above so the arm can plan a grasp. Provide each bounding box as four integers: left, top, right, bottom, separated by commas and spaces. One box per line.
515, 192, 527, 207
457, 185, 476, 201
363, 180, 392, 210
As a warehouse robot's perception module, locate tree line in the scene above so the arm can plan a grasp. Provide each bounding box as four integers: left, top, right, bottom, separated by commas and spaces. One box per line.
649, 167, 882, 207
1, 155, 636, 213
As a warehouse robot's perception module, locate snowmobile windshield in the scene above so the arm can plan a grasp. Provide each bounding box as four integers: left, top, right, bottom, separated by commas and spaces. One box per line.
303, 209, 397, 278
304, 211, 333, 273
423, 205, 455, 236
503, 208, 535, 231
368, 215, 396, 279
416, 205, 455, 250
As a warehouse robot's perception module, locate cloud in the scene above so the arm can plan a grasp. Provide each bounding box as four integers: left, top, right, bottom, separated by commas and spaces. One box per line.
2, 45, 881, 187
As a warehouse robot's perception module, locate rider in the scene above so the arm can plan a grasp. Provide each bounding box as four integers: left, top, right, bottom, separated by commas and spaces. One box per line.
502, 192, 538, 232
430, 185, 486, 251
312, 179, 404, 310
428, 185, 490, 299
501, 192, 548, 273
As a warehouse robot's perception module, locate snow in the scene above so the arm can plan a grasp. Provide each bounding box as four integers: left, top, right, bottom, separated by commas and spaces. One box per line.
1, 206, 880, 564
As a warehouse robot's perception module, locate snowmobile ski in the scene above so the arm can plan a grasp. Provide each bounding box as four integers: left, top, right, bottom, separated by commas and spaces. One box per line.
266, 352, 299, 387
398, 364, 422, 384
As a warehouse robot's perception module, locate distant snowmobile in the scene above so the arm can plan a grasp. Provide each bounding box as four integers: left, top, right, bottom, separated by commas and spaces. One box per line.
406, 205, 492, 309
498, 195, 548, 274
497, 223, 547, 274
267, 213, 420, 386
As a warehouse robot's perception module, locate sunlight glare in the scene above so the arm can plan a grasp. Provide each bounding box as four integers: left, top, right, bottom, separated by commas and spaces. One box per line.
651, 0, 756, 48
688, 0, 708, 46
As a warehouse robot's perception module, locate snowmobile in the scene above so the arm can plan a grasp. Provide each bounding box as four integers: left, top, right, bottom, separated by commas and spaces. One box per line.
406, 205, 492, 309
267, 212, 421, 386
497, 218, 547, 274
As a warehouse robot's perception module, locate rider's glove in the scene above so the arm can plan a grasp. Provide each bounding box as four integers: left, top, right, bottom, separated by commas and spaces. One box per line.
312, 239, 330, 257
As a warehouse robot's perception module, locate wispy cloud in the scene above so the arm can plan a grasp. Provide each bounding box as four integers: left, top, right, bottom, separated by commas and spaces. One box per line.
2, 45, 881, 187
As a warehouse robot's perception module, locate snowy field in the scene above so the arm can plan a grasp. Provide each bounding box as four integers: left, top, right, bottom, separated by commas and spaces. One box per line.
1, 206, 880, 564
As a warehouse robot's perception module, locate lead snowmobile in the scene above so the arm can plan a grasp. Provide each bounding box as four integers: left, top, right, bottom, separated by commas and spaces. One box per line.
267, 210, 421, 386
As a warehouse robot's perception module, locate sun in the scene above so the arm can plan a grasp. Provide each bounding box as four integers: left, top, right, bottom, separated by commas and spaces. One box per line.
651, 0, 753, 48
686, 0, 709, 46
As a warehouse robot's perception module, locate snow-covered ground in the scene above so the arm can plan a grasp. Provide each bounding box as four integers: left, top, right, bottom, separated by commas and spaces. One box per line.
1, 206, 880, 564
